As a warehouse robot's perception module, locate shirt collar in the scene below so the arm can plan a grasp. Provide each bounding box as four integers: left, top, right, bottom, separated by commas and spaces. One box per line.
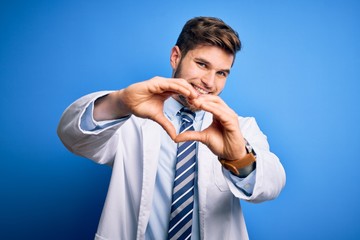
164, 97, 205, 122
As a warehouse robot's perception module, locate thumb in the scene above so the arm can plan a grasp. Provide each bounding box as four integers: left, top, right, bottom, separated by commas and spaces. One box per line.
153, 114, 176, 140
175, 131, 204, 143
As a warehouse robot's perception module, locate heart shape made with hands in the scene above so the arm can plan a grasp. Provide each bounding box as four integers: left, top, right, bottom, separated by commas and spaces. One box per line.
153, 100, 246, 163
153, 109, 203, 143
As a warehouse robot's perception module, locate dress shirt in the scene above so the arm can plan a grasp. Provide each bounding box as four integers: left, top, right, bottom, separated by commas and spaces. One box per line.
80, 96, 256, 240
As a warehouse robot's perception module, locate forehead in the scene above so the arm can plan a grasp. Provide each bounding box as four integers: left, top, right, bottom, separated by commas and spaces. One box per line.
185, 45, 234, 69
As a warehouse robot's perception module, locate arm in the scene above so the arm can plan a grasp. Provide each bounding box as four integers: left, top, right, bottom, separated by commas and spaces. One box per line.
92, 77, 198, 139
57, 91, 124, 165
231, 117, 286, 202
57, 77, 198, 164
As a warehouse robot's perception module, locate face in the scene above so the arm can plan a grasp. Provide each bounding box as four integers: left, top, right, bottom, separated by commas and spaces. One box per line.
170, 45, 234, 111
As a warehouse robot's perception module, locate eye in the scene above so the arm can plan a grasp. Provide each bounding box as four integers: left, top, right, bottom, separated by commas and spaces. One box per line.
217, 71, 228, 77
197, 62, 207, 68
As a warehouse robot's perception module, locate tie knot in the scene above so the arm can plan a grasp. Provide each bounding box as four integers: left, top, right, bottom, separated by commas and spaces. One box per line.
179, 107, 195, 123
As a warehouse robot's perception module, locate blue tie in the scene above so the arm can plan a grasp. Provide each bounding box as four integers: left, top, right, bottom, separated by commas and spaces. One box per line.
168, 108, 196, 240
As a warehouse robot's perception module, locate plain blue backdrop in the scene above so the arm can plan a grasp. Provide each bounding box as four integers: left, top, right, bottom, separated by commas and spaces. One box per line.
1, 0, 359, 239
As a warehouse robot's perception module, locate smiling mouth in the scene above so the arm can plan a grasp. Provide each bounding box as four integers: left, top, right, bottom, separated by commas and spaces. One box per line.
192, 84, 210, 95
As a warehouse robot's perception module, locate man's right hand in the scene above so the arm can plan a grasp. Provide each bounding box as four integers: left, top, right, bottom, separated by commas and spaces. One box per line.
94, 76, 198, 140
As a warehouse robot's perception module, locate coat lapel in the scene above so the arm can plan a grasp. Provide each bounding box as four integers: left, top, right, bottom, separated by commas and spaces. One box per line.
136, 119, 161, 240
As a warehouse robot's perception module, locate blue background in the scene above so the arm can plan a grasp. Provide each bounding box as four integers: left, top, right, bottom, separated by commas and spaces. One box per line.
1, 0, 359, 239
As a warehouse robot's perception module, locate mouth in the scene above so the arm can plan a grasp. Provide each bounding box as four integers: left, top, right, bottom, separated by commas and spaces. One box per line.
192, 84, 210, 95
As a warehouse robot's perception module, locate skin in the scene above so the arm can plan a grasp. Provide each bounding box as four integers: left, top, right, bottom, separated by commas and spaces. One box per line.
94, 45, 247, 161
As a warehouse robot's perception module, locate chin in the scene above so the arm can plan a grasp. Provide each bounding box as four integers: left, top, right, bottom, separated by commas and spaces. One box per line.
178, 95, 200, 112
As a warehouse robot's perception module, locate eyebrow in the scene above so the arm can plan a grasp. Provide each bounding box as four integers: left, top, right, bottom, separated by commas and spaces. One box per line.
194, 57, 231, 75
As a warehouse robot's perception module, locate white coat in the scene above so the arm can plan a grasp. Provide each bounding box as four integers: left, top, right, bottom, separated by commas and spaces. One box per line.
57, 91, 286, 240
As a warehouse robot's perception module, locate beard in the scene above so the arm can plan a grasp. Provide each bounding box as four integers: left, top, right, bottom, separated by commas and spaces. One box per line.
173, 66, 201, 112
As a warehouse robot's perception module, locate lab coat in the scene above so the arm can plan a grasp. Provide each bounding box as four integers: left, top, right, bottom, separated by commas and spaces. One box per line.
57, 91, 286, 240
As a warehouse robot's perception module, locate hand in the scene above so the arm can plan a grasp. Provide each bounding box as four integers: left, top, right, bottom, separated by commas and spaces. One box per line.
114, 77, 198, 139
175, 94, 247, 161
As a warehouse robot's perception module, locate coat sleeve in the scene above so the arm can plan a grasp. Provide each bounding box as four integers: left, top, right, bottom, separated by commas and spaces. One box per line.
57, 91, 128, 166
226, 117, 286, 203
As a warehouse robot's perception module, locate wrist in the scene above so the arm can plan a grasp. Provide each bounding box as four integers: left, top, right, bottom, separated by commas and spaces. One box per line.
219, 139, 257, 177
219, 153, 256, 176
94, 90, 131, 121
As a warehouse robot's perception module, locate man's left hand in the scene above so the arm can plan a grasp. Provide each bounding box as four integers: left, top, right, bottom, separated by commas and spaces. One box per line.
175, 94, 247, 161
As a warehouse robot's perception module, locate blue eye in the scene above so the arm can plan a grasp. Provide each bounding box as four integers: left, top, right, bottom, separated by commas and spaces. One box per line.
197, 62, 206, 68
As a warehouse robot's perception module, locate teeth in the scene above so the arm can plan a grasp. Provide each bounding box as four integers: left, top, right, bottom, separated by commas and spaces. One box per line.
193, 85, 209, 95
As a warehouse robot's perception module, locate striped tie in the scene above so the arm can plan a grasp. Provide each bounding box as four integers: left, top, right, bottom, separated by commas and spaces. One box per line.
168, 108, 196, 240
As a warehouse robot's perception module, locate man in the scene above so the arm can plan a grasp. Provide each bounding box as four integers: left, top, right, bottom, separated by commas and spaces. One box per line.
58, 16, 286, 240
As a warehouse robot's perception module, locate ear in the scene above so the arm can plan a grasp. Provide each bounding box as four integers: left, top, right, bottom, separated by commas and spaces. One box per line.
170, 46, 182, 70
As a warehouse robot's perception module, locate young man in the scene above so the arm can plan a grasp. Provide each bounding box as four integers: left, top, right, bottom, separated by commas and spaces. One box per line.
58, 17, 286, 240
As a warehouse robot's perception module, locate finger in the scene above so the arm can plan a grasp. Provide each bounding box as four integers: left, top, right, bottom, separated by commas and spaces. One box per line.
153, 113, 177, 140
174, 78, 199, 97
152, 78, 198, 99
192, 96, 234, 119
201, 101, 234, 119
161, 83, 196, 99
174, 130, 205, 143
191, 100, 239, 132
192, 94, 224, 103
165, 79, 199, 99
189, 95, 223, 110
205, 103, 239, 129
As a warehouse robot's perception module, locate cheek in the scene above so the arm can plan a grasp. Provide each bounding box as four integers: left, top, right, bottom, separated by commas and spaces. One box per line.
180, 61, 201, 77
174, 63, 194, 79
184, 66, 199, 77
216, 80, 226, 92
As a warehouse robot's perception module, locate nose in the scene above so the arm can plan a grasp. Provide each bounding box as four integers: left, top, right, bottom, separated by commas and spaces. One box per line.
201, 71, 216, 89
